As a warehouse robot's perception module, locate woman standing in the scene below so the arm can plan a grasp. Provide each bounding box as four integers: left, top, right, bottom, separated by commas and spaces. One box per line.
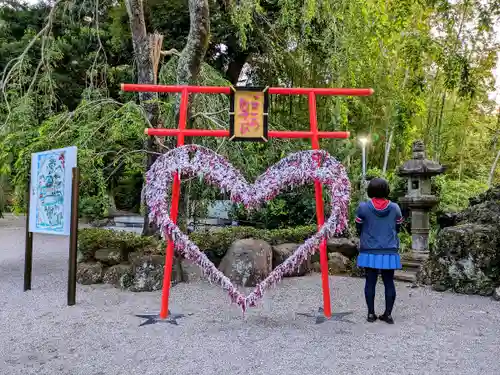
355, 178, 403, 324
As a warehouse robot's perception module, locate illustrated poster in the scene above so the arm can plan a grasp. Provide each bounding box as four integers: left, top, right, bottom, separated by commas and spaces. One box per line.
29, 146, 77, 236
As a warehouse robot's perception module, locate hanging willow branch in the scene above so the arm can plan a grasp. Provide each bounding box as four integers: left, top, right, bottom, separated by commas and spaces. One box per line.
0, 0, 63, 128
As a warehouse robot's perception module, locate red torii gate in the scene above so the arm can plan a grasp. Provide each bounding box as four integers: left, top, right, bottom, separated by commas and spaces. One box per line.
121, 83, 373, 321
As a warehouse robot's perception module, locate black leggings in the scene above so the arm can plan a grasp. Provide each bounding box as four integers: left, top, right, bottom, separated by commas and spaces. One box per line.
364, 268, 396, 315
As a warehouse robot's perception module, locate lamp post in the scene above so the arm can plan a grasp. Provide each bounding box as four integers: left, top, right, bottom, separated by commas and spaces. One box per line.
359, 137, 369, 199
359, 137, 368, 180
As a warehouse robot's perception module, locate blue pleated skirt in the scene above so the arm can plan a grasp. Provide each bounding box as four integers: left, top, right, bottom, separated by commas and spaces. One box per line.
357, 253, 402, 270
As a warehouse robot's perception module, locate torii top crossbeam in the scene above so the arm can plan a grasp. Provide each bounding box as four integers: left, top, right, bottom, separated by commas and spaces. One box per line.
122, 84, 373, 141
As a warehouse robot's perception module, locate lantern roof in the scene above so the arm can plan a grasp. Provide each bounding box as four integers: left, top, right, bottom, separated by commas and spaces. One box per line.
398, 140, 446, 177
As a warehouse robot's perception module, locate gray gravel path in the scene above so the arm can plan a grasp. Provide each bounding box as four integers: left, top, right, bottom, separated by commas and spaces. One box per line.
1, 215, 500, 375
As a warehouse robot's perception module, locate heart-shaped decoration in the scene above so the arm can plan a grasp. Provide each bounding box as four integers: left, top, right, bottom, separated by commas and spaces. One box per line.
145, 145, 350, 311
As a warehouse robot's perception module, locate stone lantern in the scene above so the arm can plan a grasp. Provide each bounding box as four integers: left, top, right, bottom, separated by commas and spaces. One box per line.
398, 140, 445, 253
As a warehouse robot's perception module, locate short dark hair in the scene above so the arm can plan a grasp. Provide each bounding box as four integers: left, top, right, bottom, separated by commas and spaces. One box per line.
367, 178, 390, 199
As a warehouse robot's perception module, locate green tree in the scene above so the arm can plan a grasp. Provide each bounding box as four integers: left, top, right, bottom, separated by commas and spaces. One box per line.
1, 0, 499, 228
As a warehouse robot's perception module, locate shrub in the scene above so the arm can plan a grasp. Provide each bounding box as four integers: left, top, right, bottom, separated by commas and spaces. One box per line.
189, 225, 317, 259
230, 187, 319, 229
79, 196, 107, 221
398, 228, 412, 253
78, 228, 162, 262
434, 176, 488, 213
78, 225, 318, 262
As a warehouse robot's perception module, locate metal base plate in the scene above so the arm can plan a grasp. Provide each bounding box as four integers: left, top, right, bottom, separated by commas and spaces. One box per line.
297, 307, 354, 324
136, 308, 352, 326
135, 310, 191, 326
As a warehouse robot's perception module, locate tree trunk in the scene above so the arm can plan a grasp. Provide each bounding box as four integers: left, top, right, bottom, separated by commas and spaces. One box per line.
176, 0, 210, 86
125, 0, 209, 234
175, 0, 210, 231
488, 112, 500, 187
434, 92, 446, 162
488, 149, 500, 188
382, 125, 394, 175
125, 0, 160, 236
382, 69, 408, 175
226, 53, 248, 84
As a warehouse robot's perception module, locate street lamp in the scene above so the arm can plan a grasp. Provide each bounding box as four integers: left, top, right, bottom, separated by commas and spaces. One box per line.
359, 137, 368, 180
359, 136, 369, 199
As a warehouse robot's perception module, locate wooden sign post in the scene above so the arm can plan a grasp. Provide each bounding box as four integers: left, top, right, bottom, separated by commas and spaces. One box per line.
24, 146, 79, 306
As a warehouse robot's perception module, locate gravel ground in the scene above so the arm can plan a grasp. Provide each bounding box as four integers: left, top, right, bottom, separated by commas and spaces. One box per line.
1, 215, 500, 375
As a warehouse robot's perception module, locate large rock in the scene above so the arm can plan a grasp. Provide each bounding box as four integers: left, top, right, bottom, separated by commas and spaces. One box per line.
468, 187, 500, 207
218, 239, 272, 287
94, 248, 123, 266
310, 237, 359, 263
311, 254, 362, 276
494, 287, 500, 301
77, 262, 104, 285
328, 252, 350, 274
103, 264, 133, 288
272, 243, 311, 277
90, 218, 113, 228
426, 224, 499, 295
327, 238, 359, 258
436, 212, 458, 232
77, 247, 95, 264
180, 258, 205, 282
311, 262, 321, 273
456, 187, 500, 226
421, 187, 500, 297
127, 252, 182, 292
349, 259, 365, 278
415, 258, 432, 285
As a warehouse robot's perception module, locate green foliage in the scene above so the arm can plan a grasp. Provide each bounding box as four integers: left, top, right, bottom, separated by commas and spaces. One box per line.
1, 0, 499, 229
434, 175, 489, 213
398, 228, 412, 254
230, 187, 318, 229
78, 228, 162, 262
0, 97, 148, 217
78, 225, 317, 261
79, 196, 107, 221
185, 225, 317, 259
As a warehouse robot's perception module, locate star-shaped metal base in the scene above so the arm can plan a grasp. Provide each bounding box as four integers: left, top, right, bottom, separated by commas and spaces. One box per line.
135, 310, 190, 326
297, 307, 354, 324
